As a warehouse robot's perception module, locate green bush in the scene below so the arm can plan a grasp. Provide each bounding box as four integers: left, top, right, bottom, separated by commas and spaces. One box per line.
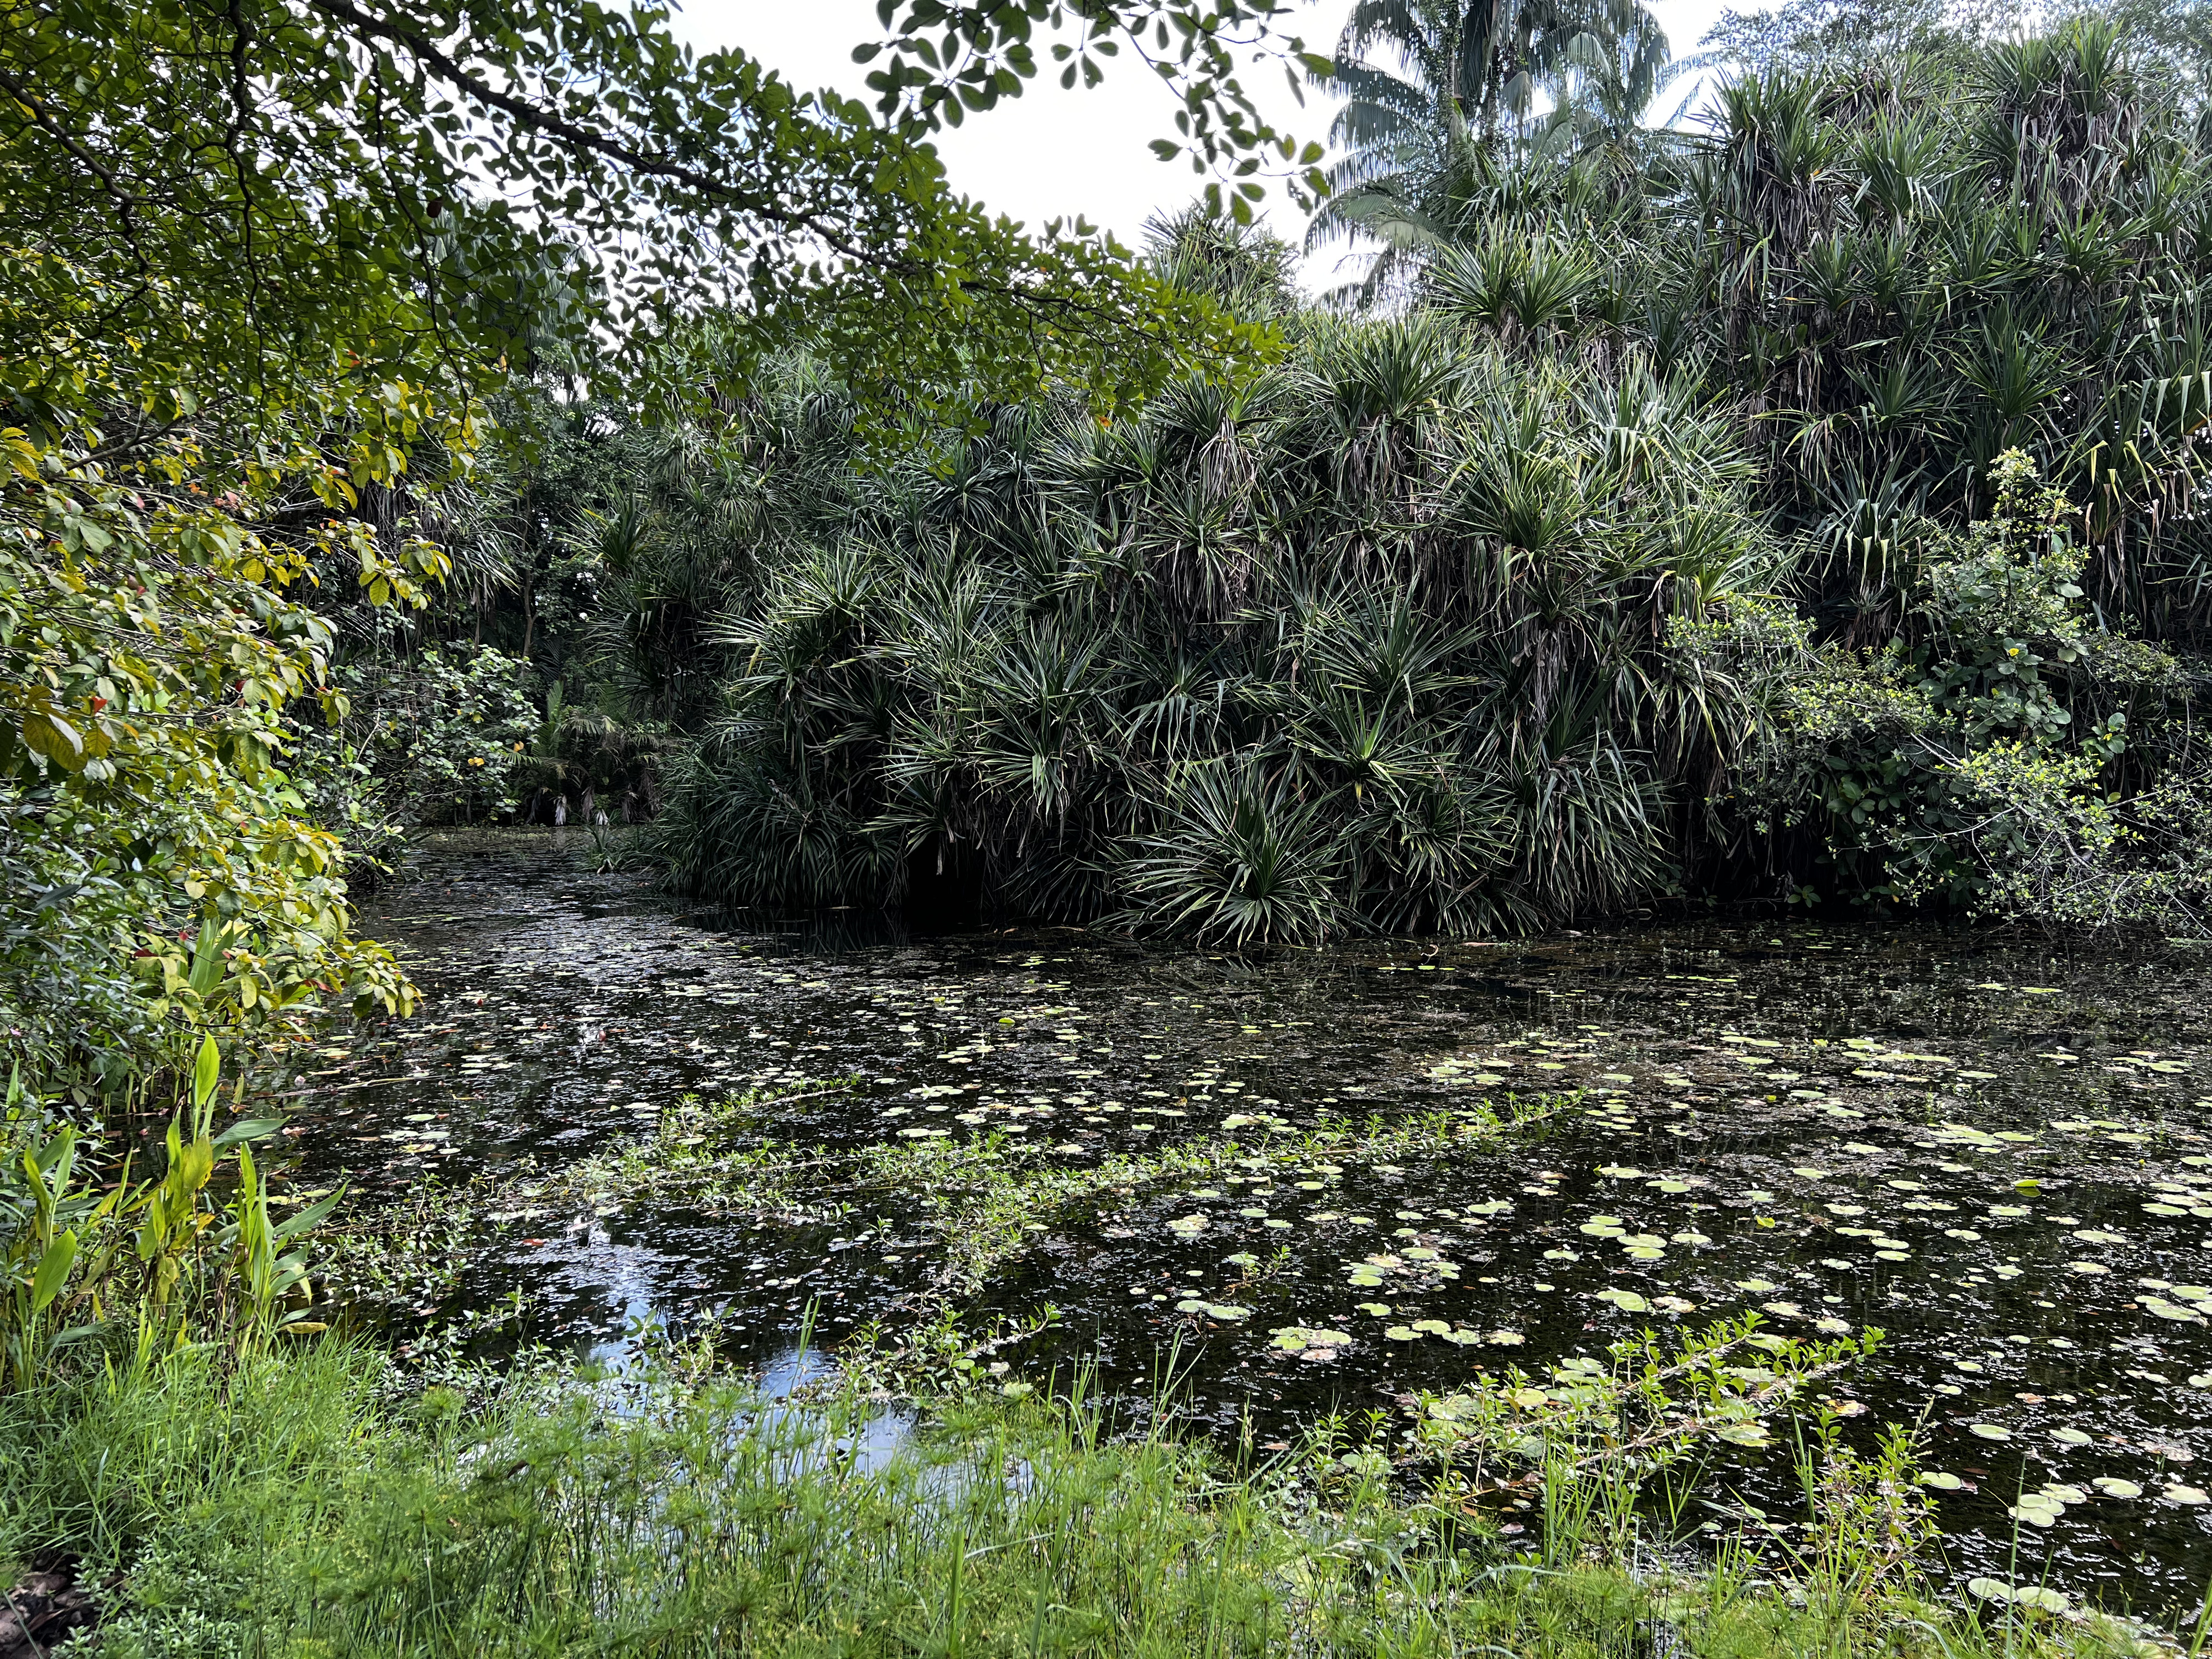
1747, 452, 2209, 924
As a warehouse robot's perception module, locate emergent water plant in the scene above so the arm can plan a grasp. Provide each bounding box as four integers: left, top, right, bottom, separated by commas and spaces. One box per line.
0, 1037, 338, 1391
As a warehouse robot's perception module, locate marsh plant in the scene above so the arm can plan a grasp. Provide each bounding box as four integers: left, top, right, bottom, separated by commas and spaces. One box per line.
0, 1338, 2161, 1659
516, 1083, 1568, 1301
0, 1040, 331, 1392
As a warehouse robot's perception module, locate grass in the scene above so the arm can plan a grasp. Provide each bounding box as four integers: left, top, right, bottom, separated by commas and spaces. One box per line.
0, 1337, 2176, 1659
502, 1085, 1571, 1299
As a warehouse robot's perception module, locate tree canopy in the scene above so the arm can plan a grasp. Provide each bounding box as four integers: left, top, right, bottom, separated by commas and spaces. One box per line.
1, 0, 1326, 434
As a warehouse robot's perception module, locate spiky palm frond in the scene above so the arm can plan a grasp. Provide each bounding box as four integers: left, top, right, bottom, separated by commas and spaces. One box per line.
1120, 759, 1348, 946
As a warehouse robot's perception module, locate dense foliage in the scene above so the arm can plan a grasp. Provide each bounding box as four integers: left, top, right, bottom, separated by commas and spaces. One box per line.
653, 305, 1783, 940
0, 1341, 2150, 1659
0, 0, 1308, 1098
11, 0, 2212, 1099
652, 11, 2212, 939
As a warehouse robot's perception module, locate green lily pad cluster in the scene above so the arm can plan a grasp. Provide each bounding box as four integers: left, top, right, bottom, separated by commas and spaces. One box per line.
1175, 1298, 1252, 1322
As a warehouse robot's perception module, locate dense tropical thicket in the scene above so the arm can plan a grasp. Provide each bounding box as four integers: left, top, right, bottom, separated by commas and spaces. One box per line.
0, 0, 1308, 1102
11, 0, 2212, 1099
651, 5, 2212, 940
654, 310, 1782, 938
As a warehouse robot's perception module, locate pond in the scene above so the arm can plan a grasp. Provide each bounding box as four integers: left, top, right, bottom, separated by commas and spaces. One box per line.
277, 830, 2212, 1621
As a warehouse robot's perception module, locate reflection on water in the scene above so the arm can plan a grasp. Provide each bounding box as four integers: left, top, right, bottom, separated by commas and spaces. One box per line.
280, 830, 2212, 1615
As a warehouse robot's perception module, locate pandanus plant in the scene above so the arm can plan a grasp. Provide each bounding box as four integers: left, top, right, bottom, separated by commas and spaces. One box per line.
651, 306, 1786, 941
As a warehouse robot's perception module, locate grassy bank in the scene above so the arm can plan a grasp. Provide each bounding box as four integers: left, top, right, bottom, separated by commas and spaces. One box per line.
0, 1338, 2172, 1659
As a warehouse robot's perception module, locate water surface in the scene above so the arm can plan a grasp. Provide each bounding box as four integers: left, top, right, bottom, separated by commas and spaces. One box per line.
285, 831, 2212, 1617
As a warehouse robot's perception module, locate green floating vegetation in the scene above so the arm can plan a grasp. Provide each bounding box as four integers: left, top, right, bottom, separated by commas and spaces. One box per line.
513, 1084, 1571, 1300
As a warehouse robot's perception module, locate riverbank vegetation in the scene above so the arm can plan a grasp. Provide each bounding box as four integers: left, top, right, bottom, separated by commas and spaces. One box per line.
0, 1324, 2173, 1657
8, 0, 2212, 1098
9, 0, 2212, 1648
0, 0, 1302, 1098
645, 7, 2212, 940
4, 1039, 2201, 1652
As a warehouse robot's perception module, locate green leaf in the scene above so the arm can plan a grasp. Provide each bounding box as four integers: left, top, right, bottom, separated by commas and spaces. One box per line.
188, 918, 224, 997
193, 1034, 221, 1112
212, 1118, 285, 1147
272, 1189, 346, 1242
30, 1230, 79, 1312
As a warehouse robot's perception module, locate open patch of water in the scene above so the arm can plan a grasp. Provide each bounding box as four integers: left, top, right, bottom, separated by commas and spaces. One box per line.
278, 831, 2212, 1618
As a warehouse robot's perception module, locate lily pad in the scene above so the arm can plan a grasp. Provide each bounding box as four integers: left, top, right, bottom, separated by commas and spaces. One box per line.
2143, 1297, 2205, 1323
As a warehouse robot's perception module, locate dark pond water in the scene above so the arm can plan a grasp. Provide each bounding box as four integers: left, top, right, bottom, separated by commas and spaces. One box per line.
278, 830, 2212, 1619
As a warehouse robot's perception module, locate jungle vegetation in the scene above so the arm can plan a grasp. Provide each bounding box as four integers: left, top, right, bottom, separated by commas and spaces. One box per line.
2, 4, 2211, 1653
4, 0, 2208, 1098
649, 3, 2212, 945
0, 0, 1308, 1098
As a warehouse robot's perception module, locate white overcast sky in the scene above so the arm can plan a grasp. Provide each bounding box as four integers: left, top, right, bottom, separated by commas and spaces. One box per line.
667, 0, 1740, 293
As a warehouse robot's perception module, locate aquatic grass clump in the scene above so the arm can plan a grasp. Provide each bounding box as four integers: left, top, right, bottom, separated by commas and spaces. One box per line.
0, 1339, 398, 1580
514, 1086, 1573, 1299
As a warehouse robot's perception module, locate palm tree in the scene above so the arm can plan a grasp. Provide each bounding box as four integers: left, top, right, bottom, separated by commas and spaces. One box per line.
1306, 0, 1667, 301
1535, 8, 1708, 184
